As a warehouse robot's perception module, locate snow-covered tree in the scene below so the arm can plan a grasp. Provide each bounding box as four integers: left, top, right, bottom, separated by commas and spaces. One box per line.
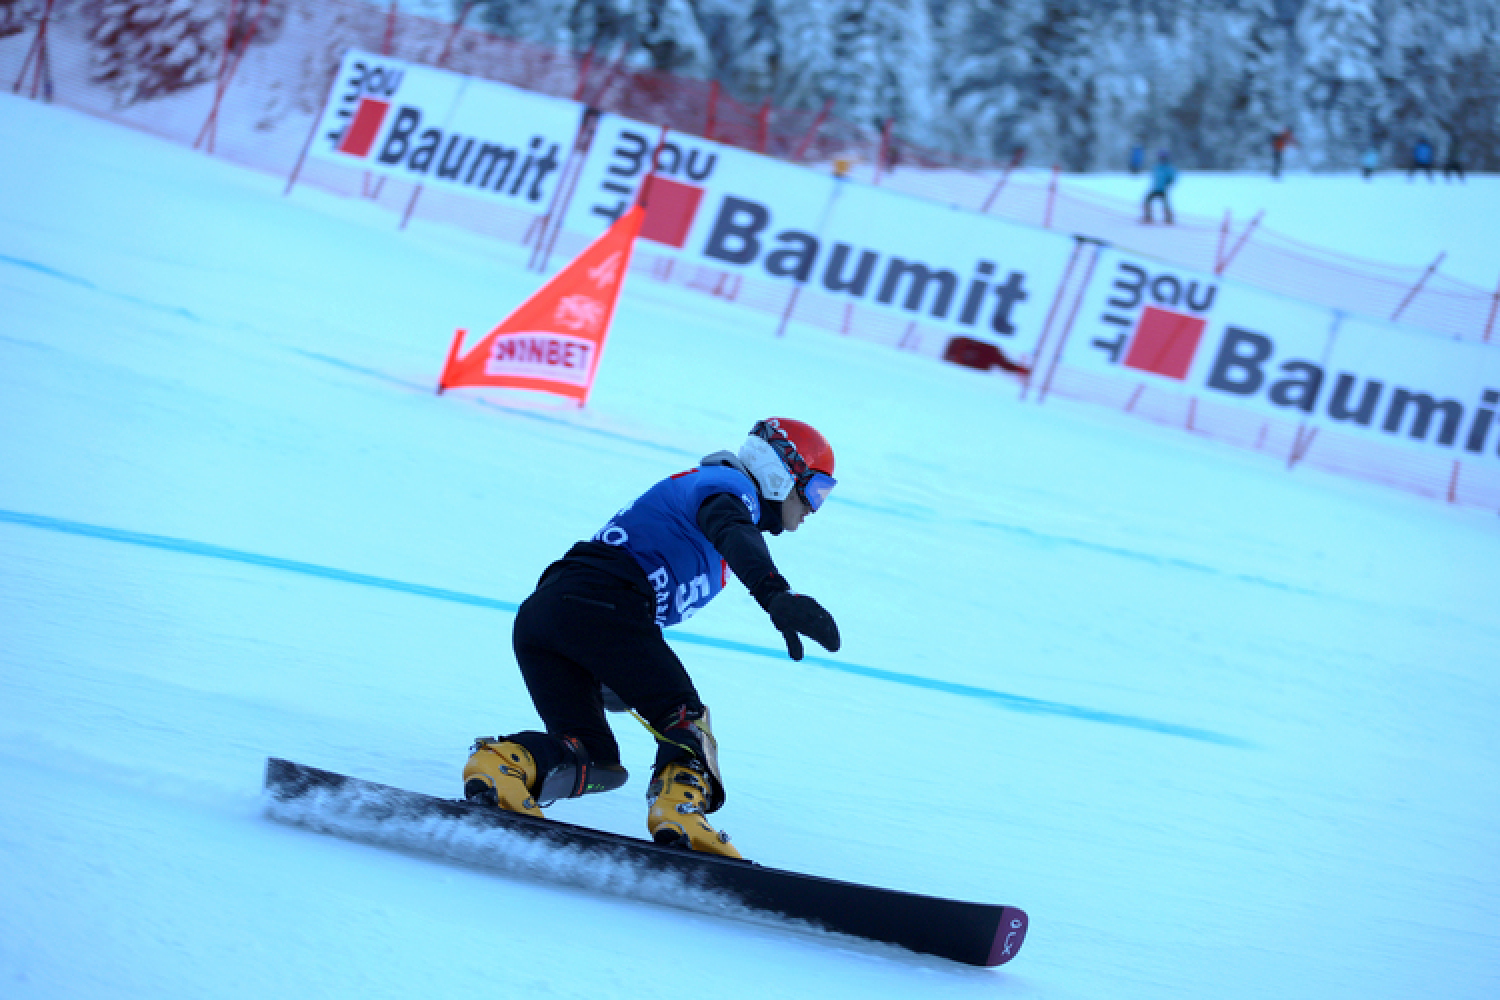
88, 0, 227, 107
454, 0, 1499, 171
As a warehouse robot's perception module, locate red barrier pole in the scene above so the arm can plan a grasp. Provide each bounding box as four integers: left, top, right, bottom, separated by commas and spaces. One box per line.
1390, 251, 1446, 322
197, 0, 271, 154
705, 80, 719, 140
757, 100, 770, 154
1021, 238, 1086, 402
12, 0, 55, 100
437, 1, 474, 68
572, 48, 594, 103
382, 0, 399, 55
1216, 210, 1263, 276
365, 1, 399, 200
1483, 271, 1500, 343
790, 99, 831, 163
1043, 164, 1060, 229
193, 0, 240, 152
403, 2, 474, 230
531, 108, 603, 272
981, 147, 1026, 214
1036, 243, 1100, 404
1214, 209, 1230, 273
283, 65, 341, 197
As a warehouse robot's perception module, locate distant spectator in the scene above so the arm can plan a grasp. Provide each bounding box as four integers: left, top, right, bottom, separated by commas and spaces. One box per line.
1360, 146, 1379, 180
1141, 150, 1177, 225
1409, 137, 1435, 181
1442, 141, 1465, 183
1129, 144, 1144, 175
1271, 128, 1296, 179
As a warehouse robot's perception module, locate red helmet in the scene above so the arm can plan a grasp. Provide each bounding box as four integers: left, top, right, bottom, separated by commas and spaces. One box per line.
739, 418, 837, 509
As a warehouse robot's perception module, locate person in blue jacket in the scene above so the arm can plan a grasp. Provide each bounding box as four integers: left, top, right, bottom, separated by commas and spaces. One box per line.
463, 418, 841, 858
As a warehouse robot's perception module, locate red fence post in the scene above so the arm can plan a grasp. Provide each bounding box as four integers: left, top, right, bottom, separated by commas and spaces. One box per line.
11, 0, 55, 100
437, 0, 475, 68
1036, 242, 1100, 404
1390, 251, 1446, 322
790, 98, 832, 164
1216, 210, 1263, 276
572, 48, 594, 103
1043, 164, 1060, 229
284, 64, 341, 197
981, 149, 1024, 214
1483, 271, 1500, 343
382, 0, 399, 56
197, 0, 273, 154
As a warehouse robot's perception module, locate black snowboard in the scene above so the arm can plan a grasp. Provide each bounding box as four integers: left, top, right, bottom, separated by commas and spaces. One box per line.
263, 758, 1027, 967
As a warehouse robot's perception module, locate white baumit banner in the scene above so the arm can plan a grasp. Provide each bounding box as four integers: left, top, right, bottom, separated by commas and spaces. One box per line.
309, 49, 583, 213
561, 114, 1079, 359
1067, 249, 1500, 460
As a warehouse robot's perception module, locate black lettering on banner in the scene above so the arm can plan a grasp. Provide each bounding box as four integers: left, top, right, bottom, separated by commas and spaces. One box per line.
1206, 327, 1272, 395
408, 129, 442, 174
766, 232, 819, 283
1093, 313, 1132, 363
1383, 389, 1464, 446
703, 196, 767, 265
1150, 273, 1182, 307
878, 259, 959, 317
822, 244, 878, 296
1108, 262, 1147, 311
959, 261, 996, 324
987, 271, 1029, 335
1466, 390, 1500, 453
377, 106, 421, 164
1268, 360, 1324, 413
684, 149, 717, 181
469, 143, 516, 189
436, 136, 473, 181
609, 131, 651, 179
1328, 374, 1382, 425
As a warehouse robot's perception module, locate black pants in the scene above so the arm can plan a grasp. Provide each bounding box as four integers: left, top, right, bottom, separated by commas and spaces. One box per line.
512, 557, 701, 768
1143, 190, 1172, 223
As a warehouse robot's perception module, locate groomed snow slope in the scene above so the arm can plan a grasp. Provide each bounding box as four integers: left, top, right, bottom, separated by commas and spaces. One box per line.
1, 93, 1498, 999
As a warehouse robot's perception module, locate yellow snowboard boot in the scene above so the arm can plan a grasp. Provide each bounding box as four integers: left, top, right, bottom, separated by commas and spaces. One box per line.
463, 738, 544, 818
647, 762, 741, 859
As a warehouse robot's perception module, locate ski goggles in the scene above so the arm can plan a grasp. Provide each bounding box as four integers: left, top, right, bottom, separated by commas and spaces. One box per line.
797, 471, 837, 512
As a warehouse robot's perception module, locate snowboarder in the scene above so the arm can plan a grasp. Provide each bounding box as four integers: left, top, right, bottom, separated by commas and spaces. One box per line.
1141, 150, 1177, 225
1360, 145, 1379, 180
462, 418, 842, 859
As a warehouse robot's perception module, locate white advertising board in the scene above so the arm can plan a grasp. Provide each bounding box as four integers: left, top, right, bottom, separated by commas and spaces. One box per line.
561, 114, 1078, 358
309, 49, 583, 212
1067, 248, 1500, 460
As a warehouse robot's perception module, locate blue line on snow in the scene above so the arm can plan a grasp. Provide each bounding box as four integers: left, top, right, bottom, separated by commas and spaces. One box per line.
0, 508, 1250, 748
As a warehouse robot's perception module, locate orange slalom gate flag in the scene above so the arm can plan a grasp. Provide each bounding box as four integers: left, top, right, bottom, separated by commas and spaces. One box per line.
438, 204, 645, 405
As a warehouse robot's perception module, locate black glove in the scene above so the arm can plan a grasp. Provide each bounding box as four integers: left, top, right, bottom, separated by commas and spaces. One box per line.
767, 592, 840, 661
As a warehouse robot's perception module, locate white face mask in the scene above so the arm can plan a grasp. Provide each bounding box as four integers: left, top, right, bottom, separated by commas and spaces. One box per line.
738, 435, 796, 502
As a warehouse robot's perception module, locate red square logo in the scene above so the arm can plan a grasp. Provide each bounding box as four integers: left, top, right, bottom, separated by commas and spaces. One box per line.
639, 175, 704, 248
1123, 305, 1206, 380
337, 98, 390, 157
